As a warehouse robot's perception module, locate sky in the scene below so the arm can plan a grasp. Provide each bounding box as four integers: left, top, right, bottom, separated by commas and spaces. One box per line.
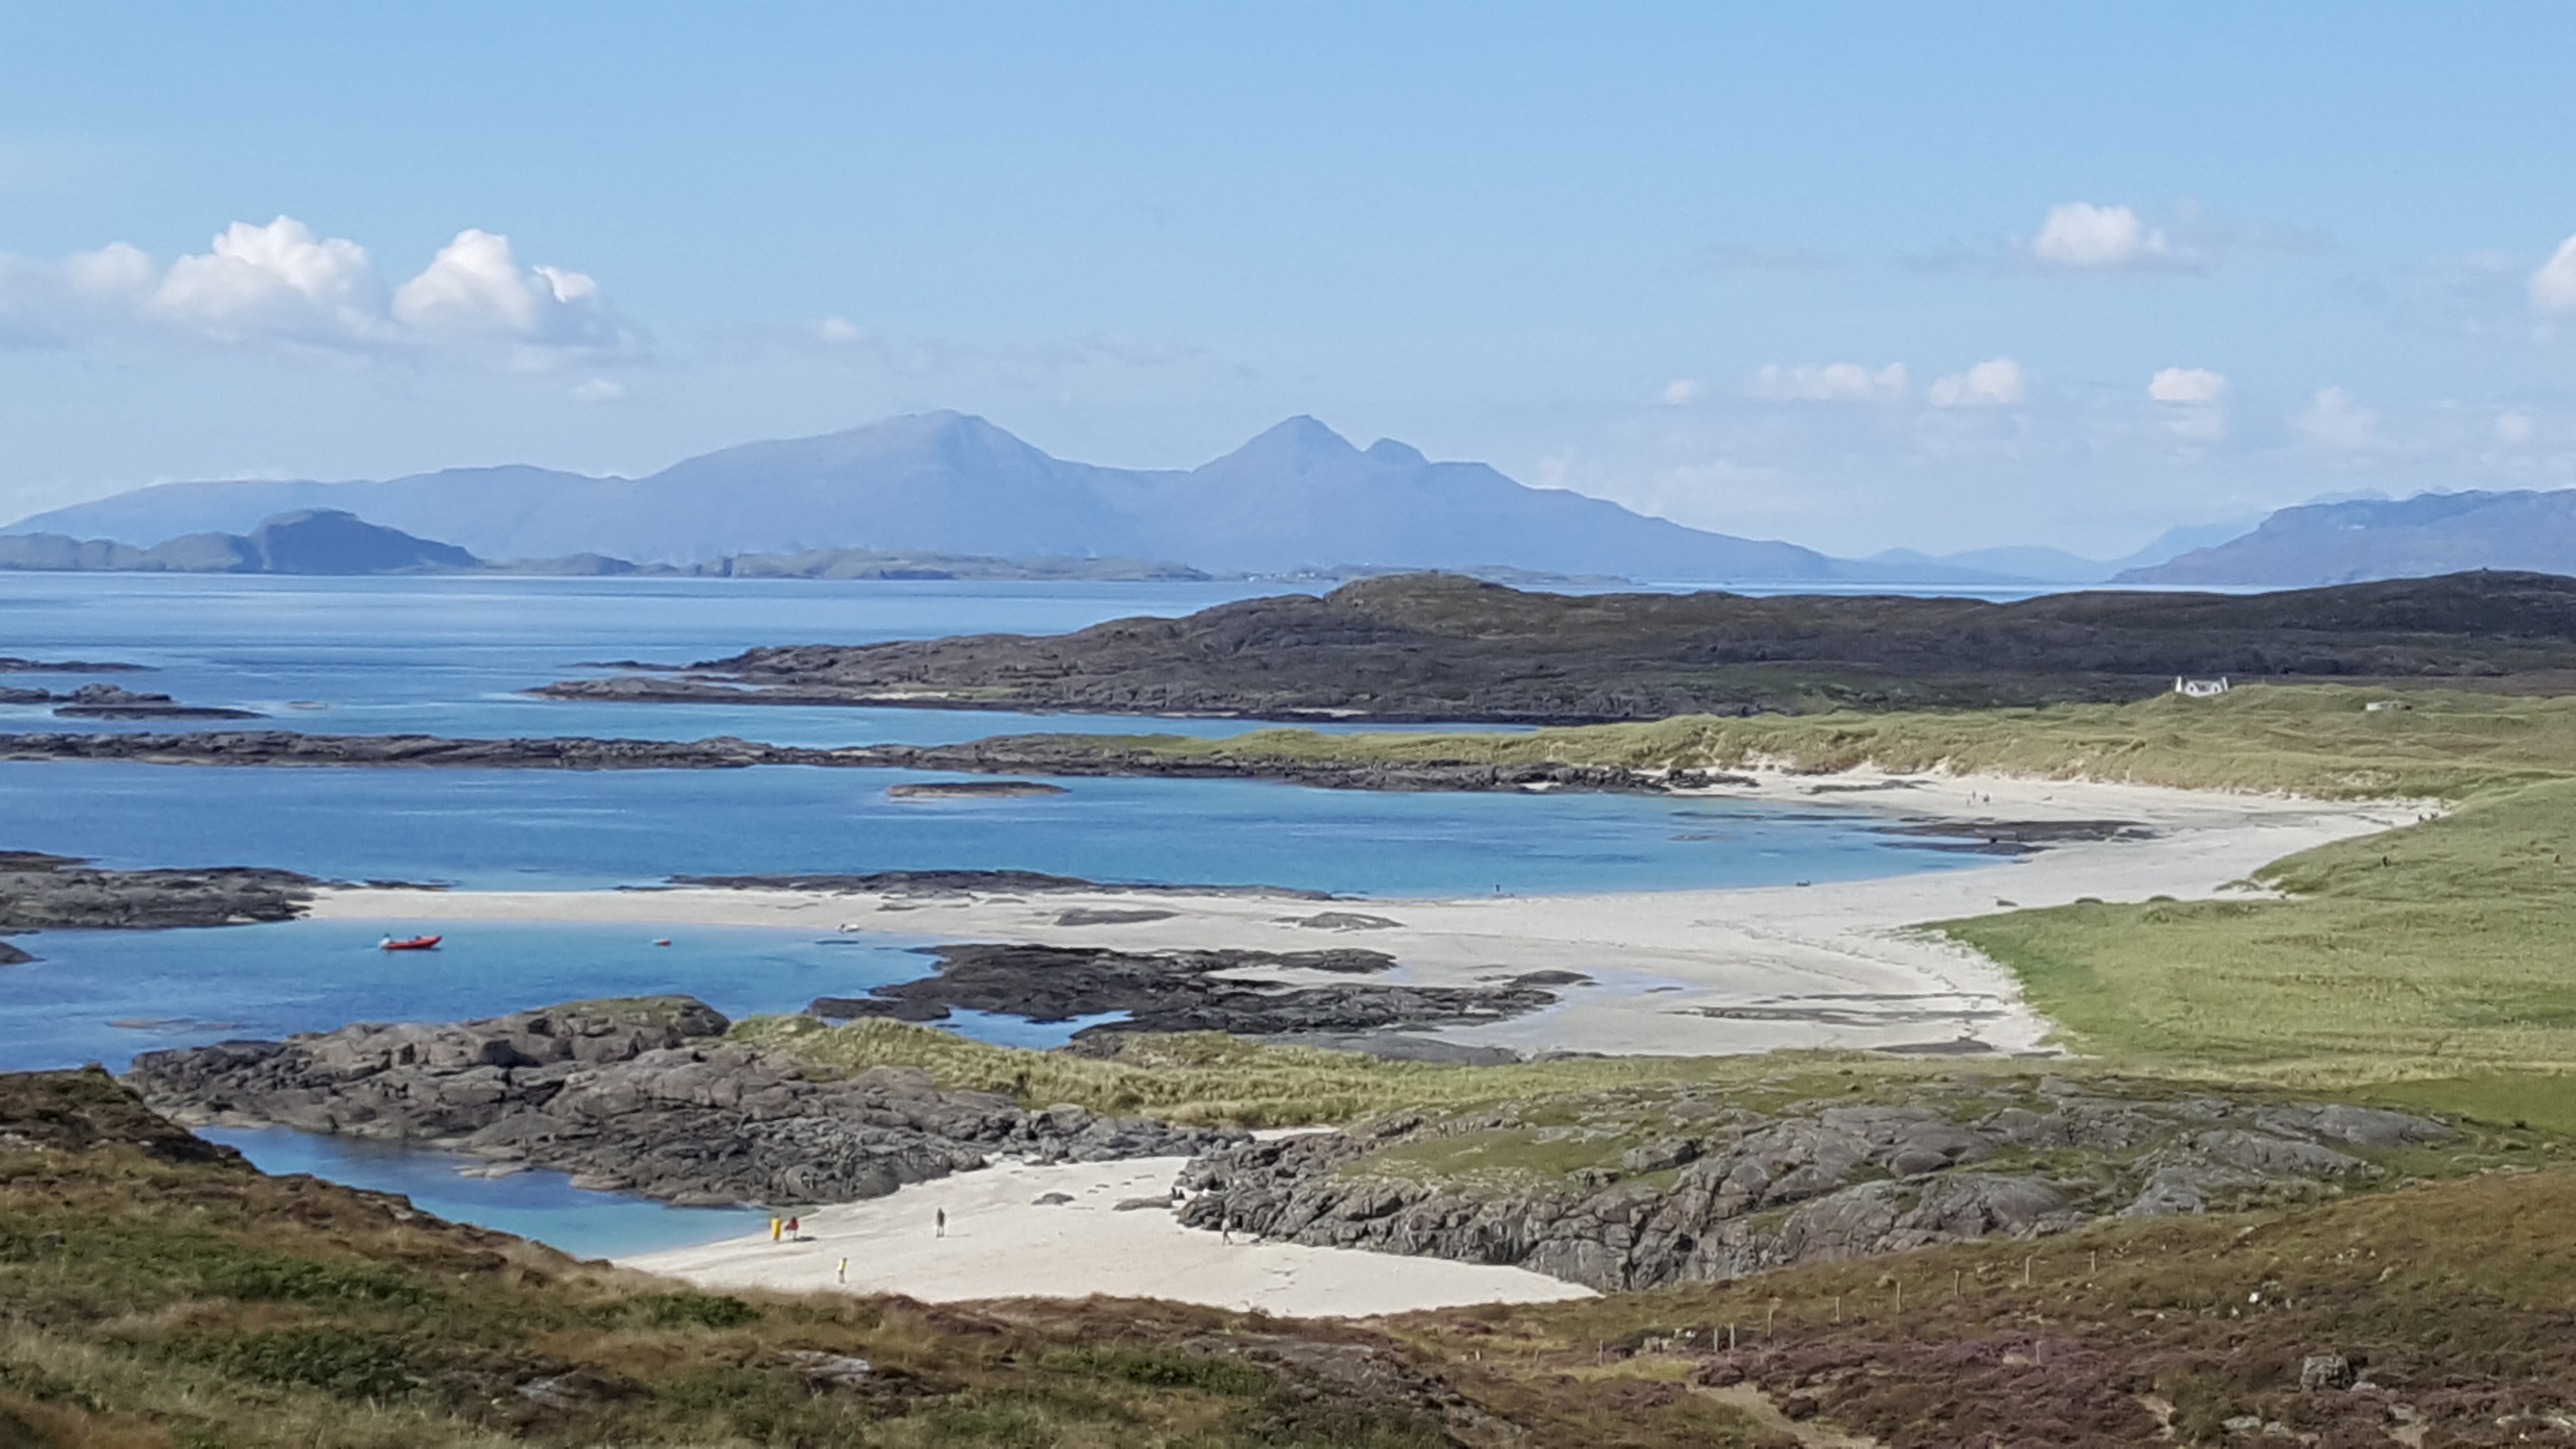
1, 2, 2572, 559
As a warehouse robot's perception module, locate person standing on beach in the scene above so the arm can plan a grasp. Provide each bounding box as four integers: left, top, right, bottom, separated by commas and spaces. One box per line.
935, 1208, 947, 1238
786, 1215, 800, 1239
836, 1258, 847, 1285
769, 1216, 781, 1243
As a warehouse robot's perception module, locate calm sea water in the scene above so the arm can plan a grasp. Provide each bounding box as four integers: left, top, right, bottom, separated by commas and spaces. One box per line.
0, 573, 2004, 1254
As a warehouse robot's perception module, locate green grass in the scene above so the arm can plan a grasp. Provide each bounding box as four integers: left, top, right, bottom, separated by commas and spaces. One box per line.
1937, 776, 2576, 1090
728, 1015, 1969, 1127
1010, 683, 2576, 799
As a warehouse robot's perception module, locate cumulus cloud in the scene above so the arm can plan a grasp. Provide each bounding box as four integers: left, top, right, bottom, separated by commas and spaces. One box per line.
1748, 362, 1910, 402
2293, 386, 2378, 451
0, 216, 636, 363
2029, 202, 2192, 272
391, 229, 622, 349
1659, 378, 1702, 405
2532, 233, 2576, 315
2147, 366, 2227, 404
1928, 357, 2025, 407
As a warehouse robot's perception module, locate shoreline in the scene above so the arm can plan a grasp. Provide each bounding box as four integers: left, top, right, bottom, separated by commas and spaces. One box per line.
309, 766, 2421, 1059
616, 1153, 1594, 1317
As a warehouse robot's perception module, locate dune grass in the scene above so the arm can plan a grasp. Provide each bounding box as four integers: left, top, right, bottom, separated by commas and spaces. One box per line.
731, 1014, 1939, 1127
1938, 776, 2576, 1100
1041, 682, 2576, 799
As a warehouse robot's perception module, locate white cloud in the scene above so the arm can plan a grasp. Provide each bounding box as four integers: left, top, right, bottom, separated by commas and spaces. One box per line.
391, 228, 622, 350
2029, 202, 2189, 272
2532, 233, 2576, 315
2147, 366, 2227, 404
2496, 410, 2536, 445
0, 216, 635, 362
148, 218, 386, 347
2293, 386, 2378, 451
571, 377, 626, 403
1928, 357, 2025, 407
1659, 378, 1701, 405
1748, 362, 1909, 402
814, 315, 865, 346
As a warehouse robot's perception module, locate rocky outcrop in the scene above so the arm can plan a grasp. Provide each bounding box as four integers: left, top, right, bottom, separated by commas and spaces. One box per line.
0, 727, 1726, 794
48, 683, 263, 719
125, 997, 1240, 1208
1175, 1079, 2457, 1291
0, 851, 318, 930
536, 570, 2576, 722
672, 868, 1332, 900
809, 943, 1566, 1041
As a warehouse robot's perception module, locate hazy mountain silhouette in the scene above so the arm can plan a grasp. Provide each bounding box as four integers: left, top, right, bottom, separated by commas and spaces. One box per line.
2117, 490, 2576, 585
0, 509, 477, 575
9, 413, 1889, 581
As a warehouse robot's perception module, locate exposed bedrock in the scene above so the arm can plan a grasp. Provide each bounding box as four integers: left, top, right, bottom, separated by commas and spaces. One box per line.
0, 726, 1728, 794
1175, 1080, 2457, 1291
808, 943, 1570, 1042
0, 850, 319, 933
125, 996, 1241, 1208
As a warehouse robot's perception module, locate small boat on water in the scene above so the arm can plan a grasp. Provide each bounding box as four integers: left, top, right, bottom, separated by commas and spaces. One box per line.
378, 934, 442, 952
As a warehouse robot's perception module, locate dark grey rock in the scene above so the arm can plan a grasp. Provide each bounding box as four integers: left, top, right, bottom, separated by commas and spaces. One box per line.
125, 996, 1241, 1208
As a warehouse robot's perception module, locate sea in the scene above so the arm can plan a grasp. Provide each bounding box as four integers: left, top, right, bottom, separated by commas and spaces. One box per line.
0, 572, 2003, 1254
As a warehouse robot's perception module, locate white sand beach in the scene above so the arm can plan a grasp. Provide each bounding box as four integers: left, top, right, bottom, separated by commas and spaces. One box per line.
311, 767, 2422, 1059
616, 1154, 1593, 1317
322, 766, 2419, 1316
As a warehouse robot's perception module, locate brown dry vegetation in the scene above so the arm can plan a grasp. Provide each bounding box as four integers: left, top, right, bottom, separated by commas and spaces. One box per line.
14, 1067, 2576, 1447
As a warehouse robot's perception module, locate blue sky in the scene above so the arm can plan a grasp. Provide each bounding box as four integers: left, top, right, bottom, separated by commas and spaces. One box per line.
1, 2, 2571, 557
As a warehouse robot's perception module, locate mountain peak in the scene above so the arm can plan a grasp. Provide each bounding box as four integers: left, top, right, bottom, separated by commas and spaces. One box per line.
1221, 415, 1362, 467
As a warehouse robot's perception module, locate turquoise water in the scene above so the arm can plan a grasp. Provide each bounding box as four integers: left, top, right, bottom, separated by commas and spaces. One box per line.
0, 573, 2004, 1255
0, 919, 951, 1073
198, 1125, 772, 1260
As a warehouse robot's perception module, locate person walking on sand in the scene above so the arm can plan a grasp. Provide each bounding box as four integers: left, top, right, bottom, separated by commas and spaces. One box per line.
769, 1216, 782, 1243
935, 1207, 947, 1239
786, 1215, 800, 1239
836, 1257, 847, 1285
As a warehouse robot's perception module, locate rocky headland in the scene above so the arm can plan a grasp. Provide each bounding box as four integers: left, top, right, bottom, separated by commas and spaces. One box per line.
1175, 1077, 2468, 1291
124, 996, 1241, 1208
535, 569, 2576, 722
0, 726, 1740, 794
0, 850, 320, 942
808, 943, 1571, 1042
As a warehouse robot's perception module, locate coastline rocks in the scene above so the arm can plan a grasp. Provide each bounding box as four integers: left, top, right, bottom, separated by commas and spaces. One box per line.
125, 996, 1241, 1208
886, 779, 1069, 799
0, 851, 318, 929
0, 727, 1716, 796
808, 943, 1564, 1041
1174, 1084, 2456, 1291
675, 869, 1332, 900
49, 683, 264, 720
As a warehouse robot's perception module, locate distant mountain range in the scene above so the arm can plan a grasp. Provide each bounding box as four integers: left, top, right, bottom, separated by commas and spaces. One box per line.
0, 414, 2016, 584
2116, 490, 2576, 586
9, 412, 2572, 587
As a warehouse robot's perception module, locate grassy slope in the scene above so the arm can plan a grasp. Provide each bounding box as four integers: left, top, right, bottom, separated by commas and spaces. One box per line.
1010, 684, 2576, 797
1941, 776, 2576, 1102
732, 1015, 1925, 1127
0, 1069, 1770, 1449
18, 1068, 2576, 1448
